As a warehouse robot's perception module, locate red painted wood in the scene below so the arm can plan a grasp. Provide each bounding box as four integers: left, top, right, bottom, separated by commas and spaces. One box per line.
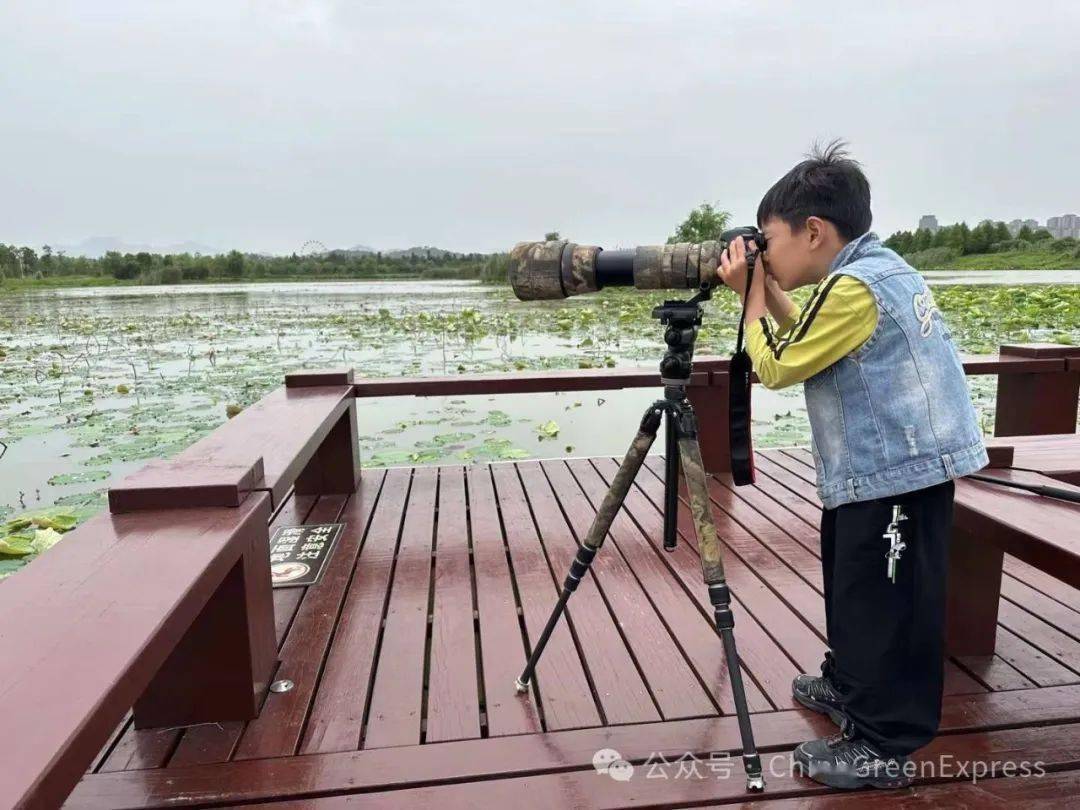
993, 626, 1080, 687
646, 457, 987, 697
295, 399, 362, 498
570, 457, 781, 717
955, 472, 1080, 587
102, 491, 315, 773
515, 461, 661, 726
557, 457, 769, 716
0, 494, 271, 810
69, 683, 1080, 808
425, 466, 483, 743
85, 720, 1080, 809
490, 462, 603, 731
108, 456, 264, 512
598, 457, 825, 696
464, 464, 543, 737
297, 467, 412, 755
363, 466, 439, 749
946, 527, 1004, 656
234, 486, 379, 760
286, 368, 355, 388
170, 384, 352, 509
986, 433, 1080, 485
997, 600, 1080, 677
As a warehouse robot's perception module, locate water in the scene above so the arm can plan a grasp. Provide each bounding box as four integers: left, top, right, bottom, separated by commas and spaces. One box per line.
1, 271, 1076, 526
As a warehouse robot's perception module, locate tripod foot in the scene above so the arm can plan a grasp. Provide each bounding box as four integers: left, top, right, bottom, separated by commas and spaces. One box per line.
514, 676, 530, 694
744, 753, 765, 791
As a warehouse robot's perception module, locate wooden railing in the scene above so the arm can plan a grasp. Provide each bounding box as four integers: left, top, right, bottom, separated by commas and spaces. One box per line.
0, 343, 1077, 808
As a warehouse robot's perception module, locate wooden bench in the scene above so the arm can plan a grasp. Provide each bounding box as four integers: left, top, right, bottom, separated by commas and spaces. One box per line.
0, 496, 275, 809
0, 369, 362, 809
948, 466, 1080, 656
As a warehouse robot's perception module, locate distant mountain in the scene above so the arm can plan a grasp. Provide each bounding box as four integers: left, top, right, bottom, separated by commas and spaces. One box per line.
57, 237, 219, 257
384, 246, 462, 259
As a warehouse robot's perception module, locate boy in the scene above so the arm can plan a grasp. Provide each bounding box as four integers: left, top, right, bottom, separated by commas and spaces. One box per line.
718, 140, 989, 790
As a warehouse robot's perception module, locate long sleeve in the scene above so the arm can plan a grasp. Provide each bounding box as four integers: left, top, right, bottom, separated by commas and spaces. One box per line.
744, 274, 878, 390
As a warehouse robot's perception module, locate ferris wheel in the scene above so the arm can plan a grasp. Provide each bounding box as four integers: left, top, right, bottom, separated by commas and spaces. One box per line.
298, 240, 328, 257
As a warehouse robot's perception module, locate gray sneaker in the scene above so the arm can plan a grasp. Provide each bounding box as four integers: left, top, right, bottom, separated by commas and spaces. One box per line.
793, 718, 913, 790
792, 672, 847, 726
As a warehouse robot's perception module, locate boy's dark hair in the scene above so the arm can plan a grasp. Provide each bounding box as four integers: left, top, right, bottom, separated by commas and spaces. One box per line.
756, 138, 872, 242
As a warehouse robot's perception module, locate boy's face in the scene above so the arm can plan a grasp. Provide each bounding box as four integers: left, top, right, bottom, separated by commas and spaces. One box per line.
759, 216, 836, 290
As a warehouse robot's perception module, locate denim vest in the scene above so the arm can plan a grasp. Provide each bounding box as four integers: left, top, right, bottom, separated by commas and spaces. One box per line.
803, 231, 988, 509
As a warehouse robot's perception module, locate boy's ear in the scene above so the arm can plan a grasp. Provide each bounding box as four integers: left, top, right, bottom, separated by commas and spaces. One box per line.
805, 216, 825, 248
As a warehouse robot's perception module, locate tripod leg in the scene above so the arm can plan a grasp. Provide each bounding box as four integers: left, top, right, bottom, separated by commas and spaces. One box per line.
675, 411, 766, 792
515, 403, 664, 694
663, 408, 679, 551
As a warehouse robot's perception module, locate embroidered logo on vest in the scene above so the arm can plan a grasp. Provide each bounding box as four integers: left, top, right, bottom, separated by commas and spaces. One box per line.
912, 289, 940, 338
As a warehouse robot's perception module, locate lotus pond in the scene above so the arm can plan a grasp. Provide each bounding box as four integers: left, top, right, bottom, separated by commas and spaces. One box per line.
1, 276, 1078, 578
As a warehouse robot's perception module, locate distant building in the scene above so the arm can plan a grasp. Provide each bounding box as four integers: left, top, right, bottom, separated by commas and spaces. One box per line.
1046, 214, 1080, 239
1007, 218, 1040, 236
917, 215, 939, 233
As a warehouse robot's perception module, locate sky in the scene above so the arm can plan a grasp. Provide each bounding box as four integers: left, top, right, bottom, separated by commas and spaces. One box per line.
1, 1, 1078, 255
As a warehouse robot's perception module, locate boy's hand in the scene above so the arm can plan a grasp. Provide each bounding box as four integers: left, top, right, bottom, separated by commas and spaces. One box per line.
719, 237, 766, 302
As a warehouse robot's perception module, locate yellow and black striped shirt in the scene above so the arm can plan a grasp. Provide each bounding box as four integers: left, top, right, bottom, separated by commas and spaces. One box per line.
745, 275, 878, 390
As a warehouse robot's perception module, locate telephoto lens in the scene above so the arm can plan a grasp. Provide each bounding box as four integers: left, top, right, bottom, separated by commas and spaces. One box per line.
508, 227, 764, 301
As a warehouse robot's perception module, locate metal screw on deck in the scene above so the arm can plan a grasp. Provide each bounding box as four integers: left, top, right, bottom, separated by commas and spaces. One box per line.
513, 286, 766, 792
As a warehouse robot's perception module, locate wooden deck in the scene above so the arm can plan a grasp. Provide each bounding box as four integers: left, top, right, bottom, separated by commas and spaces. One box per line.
69, 447, 1080, 808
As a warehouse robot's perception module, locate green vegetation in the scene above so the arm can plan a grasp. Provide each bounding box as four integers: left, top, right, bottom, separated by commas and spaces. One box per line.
885, 221, 1080, 270
0, 242, 512, 288
667, 202, 732, 244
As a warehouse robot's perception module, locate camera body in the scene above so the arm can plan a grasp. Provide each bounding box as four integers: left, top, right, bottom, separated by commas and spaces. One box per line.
720, 226, 766, 253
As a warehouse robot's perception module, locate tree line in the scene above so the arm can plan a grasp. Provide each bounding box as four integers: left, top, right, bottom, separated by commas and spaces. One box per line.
0, 244, 510, 284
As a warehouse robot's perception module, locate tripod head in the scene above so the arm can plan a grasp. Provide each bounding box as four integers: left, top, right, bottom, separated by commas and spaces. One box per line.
652, 285, 711, 392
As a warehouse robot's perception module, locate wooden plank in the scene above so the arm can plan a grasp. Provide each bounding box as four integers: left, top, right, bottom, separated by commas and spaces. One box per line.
490, 462, 603, 731
645, 457, 987, 697
101, 490, 315, 773
297, 467, 412, 755
425, 466, 482, 744
956, 472, 1080, 587
985, 626, 1078, 687
107, 456, 264, 512
464, 464, 543, 737
68, 683, 1080, 808
515, 461, 660, 726
598, 457, 827, 698
165, 493, 347, 768
232, 722, 1080, 807
1002, 575, 1080, 643
984, 432, 1080, 484
286, 368, 354, 388
576, 457, 786, 713
233, 481, 382, 760
997, 600, 1080, 677
1004, 556, 1080, 619
171, 384, 352, 509
537, 459, 717, 721
0, 494, 272, 810
362, 466, 439, 749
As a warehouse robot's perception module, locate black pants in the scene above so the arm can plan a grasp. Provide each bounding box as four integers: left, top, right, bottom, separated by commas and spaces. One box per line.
820, 478, 955, 756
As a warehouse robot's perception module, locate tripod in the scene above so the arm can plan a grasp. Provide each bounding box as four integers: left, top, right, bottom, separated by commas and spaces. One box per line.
514, 286, 766, 792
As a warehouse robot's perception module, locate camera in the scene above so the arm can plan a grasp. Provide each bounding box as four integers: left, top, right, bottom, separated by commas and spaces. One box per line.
508, 226, 765, 301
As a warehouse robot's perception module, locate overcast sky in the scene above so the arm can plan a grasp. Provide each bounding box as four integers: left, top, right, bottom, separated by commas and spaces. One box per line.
2, 1, 1078, 254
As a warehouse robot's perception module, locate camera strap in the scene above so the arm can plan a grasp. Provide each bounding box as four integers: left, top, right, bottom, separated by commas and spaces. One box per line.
728, 249, 757, 486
